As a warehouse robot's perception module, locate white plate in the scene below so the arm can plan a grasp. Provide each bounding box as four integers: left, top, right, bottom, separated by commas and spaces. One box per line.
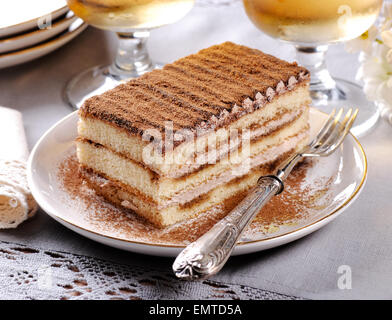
0, 11, 77, 54
27, 108, 367, 257
0, 18, 86, 69
0, 0, 68, 38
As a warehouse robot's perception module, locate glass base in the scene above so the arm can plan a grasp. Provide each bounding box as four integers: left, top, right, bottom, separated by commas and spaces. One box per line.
64, 63, 163, 110
310, 78, 380, 138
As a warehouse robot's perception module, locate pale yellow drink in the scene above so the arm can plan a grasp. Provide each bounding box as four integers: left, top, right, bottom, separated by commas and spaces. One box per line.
243, 0, 383, 43
67, 0, 194, 31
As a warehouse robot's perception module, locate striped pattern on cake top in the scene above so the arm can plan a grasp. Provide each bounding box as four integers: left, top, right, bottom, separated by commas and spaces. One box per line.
80, 42, 309, 146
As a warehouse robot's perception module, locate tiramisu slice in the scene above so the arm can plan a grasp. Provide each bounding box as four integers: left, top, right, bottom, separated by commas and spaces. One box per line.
77, 42, 311, 227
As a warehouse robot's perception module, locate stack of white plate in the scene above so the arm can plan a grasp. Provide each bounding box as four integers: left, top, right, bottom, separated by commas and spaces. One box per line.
0, 0, 87, 69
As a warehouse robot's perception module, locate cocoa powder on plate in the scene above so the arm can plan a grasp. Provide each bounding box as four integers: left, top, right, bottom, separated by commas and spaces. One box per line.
58, 154, 332, 246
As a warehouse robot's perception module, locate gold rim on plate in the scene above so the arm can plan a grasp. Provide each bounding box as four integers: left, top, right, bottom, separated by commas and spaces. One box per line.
28, 109, 368, 249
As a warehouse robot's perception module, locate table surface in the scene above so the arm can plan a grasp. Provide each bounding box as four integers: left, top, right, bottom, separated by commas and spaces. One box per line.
1, 0, 392, 300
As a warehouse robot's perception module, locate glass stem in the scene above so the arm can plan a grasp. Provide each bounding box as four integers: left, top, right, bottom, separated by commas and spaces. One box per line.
109, 31, 154, 79
295, 45, 344, 101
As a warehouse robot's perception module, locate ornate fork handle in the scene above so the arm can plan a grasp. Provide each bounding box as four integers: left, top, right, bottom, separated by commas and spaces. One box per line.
173, 108, 358, 280
172, 175, 283, 280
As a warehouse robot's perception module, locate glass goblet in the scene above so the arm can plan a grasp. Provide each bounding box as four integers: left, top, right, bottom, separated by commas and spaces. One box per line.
243, 0, 384, 137
65, 0, 194, 109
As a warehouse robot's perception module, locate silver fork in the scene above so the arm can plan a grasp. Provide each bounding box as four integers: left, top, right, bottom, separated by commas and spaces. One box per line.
172, 108, 358, 281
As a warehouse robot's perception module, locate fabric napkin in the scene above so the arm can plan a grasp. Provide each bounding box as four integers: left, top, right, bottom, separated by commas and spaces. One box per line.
0, 106, 37, 228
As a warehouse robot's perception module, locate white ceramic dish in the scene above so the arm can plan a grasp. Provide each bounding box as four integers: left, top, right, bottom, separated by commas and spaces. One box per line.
0, 0, 68, 38
0, 11, 78, 54
0, 18, 86, 69
27, 108, 367, 257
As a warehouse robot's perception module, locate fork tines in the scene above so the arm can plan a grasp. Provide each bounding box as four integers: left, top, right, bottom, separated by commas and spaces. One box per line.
308, 108, 358, 156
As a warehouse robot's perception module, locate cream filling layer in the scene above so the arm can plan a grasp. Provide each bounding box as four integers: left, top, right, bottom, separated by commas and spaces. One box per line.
77, 112, 308, 203
77, 115, 308, 205
161, 129, 308, 209
78, 86, 310, 177
81, 137, 308, 228
175, 106, 306, 178
84, 129, 308, 210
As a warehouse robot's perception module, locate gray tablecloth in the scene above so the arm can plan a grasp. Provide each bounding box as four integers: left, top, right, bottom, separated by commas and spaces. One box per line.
0, 0, 391, 300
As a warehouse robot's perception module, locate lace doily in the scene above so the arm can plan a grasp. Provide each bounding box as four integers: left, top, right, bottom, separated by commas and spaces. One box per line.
0, 241, 300, 300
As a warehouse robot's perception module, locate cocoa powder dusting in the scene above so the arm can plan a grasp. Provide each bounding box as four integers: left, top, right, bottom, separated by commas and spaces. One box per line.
250, 160, 333, 235
80, 41, 308, 144
57, 153, 333, 246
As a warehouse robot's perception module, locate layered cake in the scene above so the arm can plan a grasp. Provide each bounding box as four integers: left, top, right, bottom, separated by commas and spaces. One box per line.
76, 42, 311, 227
